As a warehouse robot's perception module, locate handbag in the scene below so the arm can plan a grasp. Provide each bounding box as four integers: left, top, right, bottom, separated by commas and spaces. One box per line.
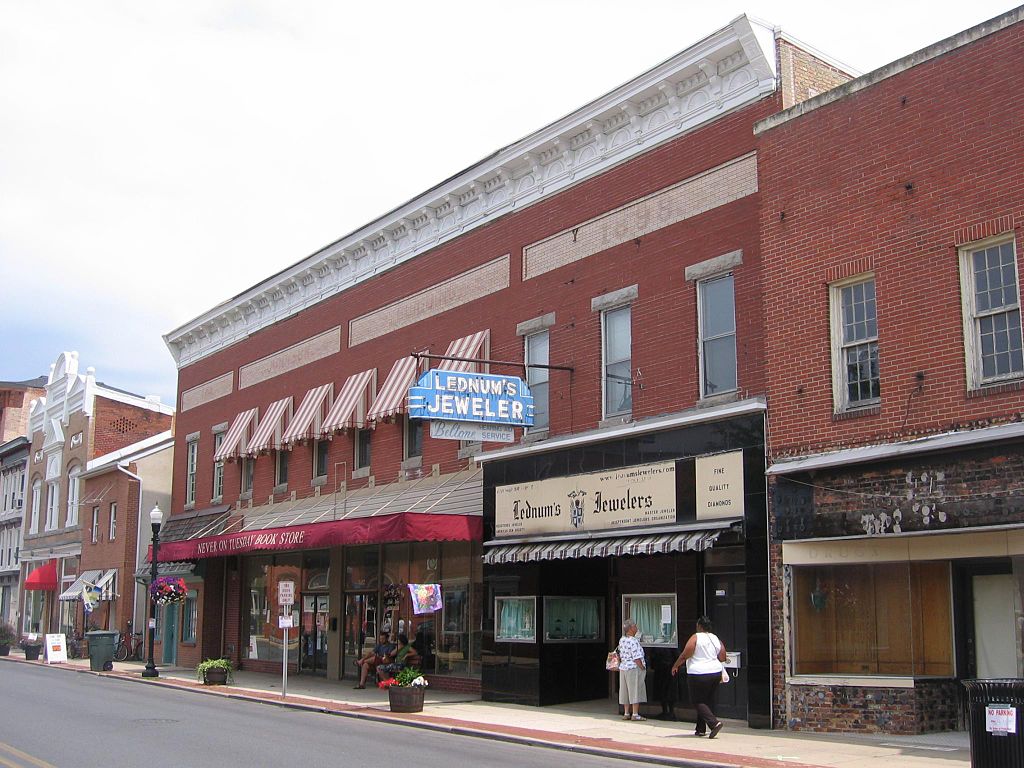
605, 649, 620, 672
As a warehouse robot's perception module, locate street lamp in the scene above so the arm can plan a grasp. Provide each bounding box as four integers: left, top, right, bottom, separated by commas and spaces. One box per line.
142, 503, 163, 678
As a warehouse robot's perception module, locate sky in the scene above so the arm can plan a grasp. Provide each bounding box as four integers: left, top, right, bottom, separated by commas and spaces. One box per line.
1, 1, 1017, 405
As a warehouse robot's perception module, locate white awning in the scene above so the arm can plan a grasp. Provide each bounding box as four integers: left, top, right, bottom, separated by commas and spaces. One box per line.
214, 408, 259, 462
96, 568, 118, 600
58, 569, 102, 601
321, 369, 376, 434
245, 397, 292, 455
482, 527, 727, 565
282, 384, 333, 445
367, 357, 418, 422
437, 329, 489, 372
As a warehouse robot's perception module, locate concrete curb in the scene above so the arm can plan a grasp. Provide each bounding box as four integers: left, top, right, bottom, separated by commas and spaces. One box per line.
0, 656, 813, 768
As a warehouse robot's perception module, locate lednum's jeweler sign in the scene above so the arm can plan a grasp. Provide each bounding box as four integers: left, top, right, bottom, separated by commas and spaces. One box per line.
495, 461, 676, 537
409, 370, 533, 427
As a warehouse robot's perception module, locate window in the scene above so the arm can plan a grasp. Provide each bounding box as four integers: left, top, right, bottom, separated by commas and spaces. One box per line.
45, 482, 59, 531
622, 593, 677, 646
960, 237, 1024, 388
404, 417, 423, 459
240, 458, 254, 494
212, 432, 225, 500
313, 439, 329, 479
495, 596, 537, 642
109, 502, 117, 541
91, 506, 100, 543
354, 429, 372, 470
182, 590, 198, 643
829, 276, 880, 410
185, 438, 198, 506
792, 562, 953, 676
543, 597, 603, 642
275, 450, 289, 487
65, 466, 80, 526
698, 273, 737, 397
525, 331, 550, 430
30, 480, 41, 534
602, 305, 632, 417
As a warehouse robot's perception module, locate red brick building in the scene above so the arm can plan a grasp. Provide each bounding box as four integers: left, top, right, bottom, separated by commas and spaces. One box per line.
20, 352, 173, 641
161, 16, 849, 724
759, 8, 1024, 733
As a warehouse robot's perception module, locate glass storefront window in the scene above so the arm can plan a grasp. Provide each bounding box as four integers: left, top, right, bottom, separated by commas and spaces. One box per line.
244, 554, 301, 665
182, 590, 198, 643
544, 597, 603, 642
792, 562, 953, 676
345, 545, 379, 590
496, 596, 537, 642
622, 593, 677, 646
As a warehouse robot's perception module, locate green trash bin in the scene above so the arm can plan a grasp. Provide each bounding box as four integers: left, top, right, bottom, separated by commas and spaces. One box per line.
85, 631, 119, 672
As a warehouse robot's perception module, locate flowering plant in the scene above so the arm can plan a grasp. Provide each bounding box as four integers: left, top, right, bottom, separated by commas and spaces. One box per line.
150, 576, 188, 605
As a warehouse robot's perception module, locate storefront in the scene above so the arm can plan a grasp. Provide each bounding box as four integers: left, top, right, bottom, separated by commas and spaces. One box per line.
771, 430, 1024, 733
477, 401, 771, 727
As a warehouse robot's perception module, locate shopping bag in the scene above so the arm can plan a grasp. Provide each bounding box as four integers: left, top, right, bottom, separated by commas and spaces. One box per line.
605, 650, 620, 671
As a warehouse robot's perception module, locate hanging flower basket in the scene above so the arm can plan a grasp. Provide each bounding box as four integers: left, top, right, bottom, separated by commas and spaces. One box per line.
150, 576, 188, 605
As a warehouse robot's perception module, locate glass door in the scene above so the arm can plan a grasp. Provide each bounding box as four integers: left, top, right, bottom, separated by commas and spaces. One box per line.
161, 604, 179, 665
300, 594, 329, 676
343, 592, 377, 680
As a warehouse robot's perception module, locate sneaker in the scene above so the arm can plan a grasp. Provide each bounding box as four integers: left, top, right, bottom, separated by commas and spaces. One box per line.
631, 714, 647, 721
694, 732, 706, 737
709, 722, 723, 739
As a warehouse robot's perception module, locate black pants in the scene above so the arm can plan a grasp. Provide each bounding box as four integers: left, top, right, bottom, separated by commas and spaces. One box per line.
687, 672, 721, 734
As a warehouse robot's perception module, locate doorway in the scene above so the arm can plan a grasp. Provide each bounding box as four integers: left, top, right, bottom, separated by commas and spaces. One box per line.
343, 593, 378, 679
972, 573, 1018, 678
161, 604, 178, 665
705, 572, 747, 720
300, 594, 329, 676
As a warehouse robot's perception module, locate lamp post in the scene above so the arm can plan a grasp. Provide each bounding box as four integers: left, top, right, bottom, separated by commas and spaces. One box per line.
142, 503, 163, 678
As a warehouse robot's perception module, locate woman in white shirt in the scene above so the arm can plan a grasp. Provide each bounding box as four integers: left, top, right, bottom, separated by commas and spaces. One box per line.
617, 618, 647, 721
671, 616, 726, 738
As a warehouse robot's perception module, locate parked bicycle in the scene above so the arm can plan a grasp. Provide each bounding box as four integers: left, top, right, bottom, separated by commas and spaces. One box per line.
113, 628, 145, 661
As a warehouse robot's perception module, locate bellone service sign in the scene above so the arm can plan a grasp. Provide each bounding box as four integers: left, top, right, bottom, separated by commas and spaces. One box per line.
408, 369, 533, 427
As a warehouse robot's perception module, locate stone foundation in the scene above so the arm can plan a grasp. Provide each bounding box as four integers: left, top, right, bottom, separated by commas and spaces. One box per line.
785, 679, 962, 733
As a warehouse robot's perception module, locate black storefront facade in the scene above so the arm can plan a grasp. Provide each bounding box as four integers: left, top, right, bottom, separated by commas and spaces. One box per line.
478, 398, 772, 728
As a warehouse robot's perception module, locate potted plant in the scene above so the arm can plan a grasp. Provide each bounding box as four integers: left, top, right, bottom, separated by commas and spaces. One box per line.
196, 657, 234, 685
20, 635, 42, 661
0, 623, 16, 656
378, 666, 429, 713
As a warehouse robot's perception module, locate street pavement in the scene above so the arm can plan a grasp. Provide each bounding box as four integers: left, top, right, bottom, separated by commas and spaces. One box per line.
0, 651, 970, 768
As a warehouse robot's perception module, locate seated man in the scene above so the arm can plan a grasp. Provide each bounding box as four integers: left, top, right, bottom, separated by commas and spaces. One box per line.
354, 631, 394, 689
377, 634, 421, 681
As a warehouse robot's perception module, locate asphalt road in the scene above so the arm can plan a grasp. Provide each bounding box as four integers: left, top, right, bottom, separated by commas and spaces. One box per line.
0, 663, 634, 768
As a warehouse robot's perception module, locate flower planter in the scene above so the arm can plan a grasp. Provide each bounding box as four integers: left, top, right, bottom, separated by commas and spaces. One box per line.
388, 685, 425, 713
23, 645, 41, 661
203, 668, 229, 685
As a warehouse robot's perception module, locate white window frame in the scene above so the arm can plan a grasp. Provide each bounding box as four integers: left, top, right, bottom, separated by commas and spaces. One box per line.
697, 272, 738, 399
30, 480, 41, 534
91, 506, 100, 543
525, 330, 550, 431
212, 432, 225, 500
109, 502, 117, 541
601, 305, 632, 419
185, 438, 199, 506
44, 481, 59, 531
829, 274, 880, 412
275, 449, 289, 487
182, 590, 198, 643
959, 235, 1024, 390
65, 466, 80, 527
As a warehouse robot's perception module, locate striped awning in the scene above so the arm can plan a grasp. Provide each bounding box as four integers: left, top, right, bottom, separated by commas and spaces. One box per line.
482, 529, 722, 565
214, 407, 259, 462
367, 357, 418, 422
321, 369, 376, 434
282, 383, 333, 445
245, 396, 292, 455
437, 330, 489, 372
96, 568, 118, 600
58, 569, 103, 601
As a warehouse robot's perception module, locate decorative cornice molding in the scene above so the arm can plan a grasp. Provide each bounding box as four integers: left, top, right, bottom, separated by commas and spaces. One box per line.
164, 15, 777, 369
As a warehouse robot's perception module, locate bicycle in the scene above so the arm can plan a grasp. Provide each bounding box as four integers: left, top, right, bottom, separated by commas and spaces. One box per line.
113, 629, 145, 661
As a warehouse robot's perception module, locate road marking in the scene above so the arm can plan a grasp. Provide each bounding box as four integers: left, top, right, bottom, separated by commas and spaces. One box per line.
0, 741, 57, 768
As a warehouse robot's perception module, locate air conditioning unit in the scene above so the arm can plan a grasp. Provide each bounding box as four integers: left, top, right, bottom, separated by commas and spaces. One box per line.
15, 499, 23, 509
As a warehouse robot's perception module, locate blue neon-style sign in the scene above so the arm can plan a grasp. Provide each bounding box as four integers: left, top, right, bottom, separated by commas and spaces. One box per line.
408, 369, 534, 427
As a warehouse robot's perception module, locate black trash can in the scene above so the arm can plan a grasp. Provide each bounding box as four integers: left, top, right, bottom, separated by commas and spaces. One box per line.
85, 631, 119, 672
963, 679, 1024, 768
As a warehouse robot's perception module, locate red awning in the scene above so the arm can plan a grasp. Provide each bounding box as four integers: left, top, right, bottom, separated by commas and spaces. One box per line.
437, 329, 489, 372
24, 561, 58, 591
214, 407, 258, 462
321, 368, 376, 434
282, 383, 333, 445
245, 396, 292, 455
367, 357, 418, 422
153, 513, 481, 561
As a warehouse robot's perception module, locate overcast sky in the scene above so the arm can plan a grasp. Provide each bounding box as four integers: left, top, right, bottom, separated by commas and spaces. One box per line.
1, 1, 1016, 404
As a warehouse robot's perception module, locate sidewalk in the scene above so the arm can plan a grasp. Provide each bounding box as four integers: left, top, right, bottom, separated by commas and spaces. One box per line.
1, 652, 969, 768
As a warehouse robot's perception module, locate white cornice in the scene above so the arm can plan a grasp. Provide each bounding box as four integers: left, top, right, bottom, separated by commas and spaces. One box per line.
164, 15, 778, 369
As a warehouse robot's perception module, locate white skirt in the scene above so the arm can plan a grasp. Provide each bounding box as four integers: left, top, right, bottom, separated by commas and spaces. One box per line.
618, 667, 648, 705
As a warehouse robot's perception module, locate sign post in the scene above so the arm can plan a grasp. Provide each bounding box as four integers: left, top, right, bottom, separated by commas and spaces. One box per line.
278, 580, 295, 698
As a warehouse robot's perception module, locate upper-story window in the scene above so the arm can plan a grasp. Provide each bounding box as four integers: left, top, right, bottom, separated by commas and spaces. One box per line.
960, 236, 1024, 389
830, 276, 880, 410
275, 450, 289, 487
354, 429, 372, 472
66, 466, 80, 527
30, 479, 41, 534
405, 417, 423, 460
240, 458, 254, 495
45, 482, 59, 531
109, 502, 117, 541
698, 273, 737, 397
185, 438, 199, 506
91, 506, 100, 543
313, 439, 329, 479
602, 305, 632, 418
525, 331, 550, 431
212, 432, 225, 500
